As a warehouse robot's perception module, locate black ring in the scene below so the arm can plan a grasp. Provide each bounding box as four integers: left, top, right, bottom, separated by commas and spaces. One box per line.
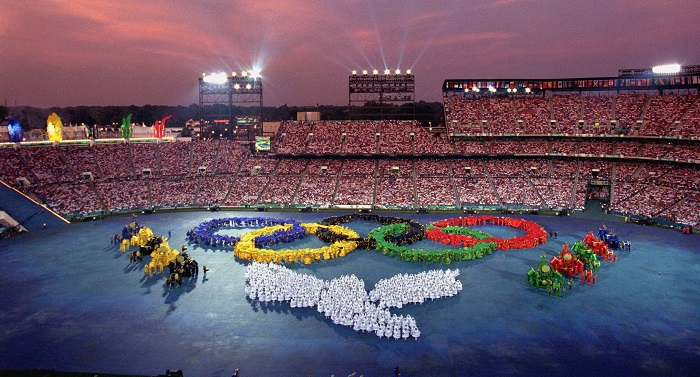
316, 214, 425, 249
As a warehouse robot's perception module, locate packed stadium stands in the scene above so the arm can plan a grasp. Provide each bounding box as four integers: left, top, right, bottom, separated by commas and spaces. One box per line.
1, 91, 698, 228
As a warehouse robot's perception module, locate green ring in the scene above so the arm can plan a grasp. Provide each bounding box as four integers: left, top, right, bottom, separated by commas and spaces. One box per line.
370, 223, 498, 265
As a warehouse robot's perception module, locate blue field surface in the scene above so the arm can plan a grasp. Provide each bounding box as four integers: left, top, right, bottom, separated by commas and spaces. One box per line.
0, 211, 698, 377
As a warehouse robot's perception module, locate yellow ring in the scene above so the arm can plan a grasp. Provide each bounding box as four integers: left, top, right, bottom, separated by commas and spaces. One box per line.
234, 223, 359, 264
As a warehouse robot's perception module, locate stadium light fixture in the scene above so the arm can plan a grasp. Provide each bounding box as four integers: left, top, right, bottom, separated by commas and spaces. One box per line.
362, 70, 368, 75
373, 69, 379, 75
246, 84, 252, 89
251, 68, 261, 79
512, 88, 517, 93
488, 86, 496, 93
232, 72, 237, 77
507, 88, 512, 93
464, 88, 469, 92
525, 87, 531, 93
406, 69, 411, 75
352, 70, 357, 75
473, 87, 480, 93
384, 69, 390, 75
652, 63, 681, 74
234, 83, 240, 90
395, 69, 401, 75
242, 71, 249, 77
203, 72, 228, 84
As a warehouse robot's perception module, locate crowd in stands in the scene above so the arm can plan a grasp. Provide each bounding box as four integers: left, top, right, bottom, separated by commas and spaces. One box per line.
643, 94, 695, 136
2, 104, 698, 227
416, 178, 456, 207
578, 141, 613, 156
583, 96, 614, 133
455, 177, 499, 206
378, 159, 413, 178
306, 158, 342, 176
375, 177, 415, 208
415, 159, 450, 176
215, 141, 247, 174
95, 179, 150, 211
275, 121, 312, 154
225, 176, 268, 205
550, 160, 578, 178
335, 177, 374, 206
258, 175, 301, 205
445, 93, 700, 138
514, 97, 551, 134
294, 176, 335, 207
158, 142, 190, 176
614, 93, 647, 134
343, 121, 378, 154
307, 121, 344, 154
665, 145, 700, 162
671, 95, 700, 137
196, 176, 231, 205
130, 142, 161, 175
35, 183, 103, 216
149, 177, 197, 207
551, 95, 582, 134
532, 178, 573, 208
61, 145, 100, 180
19, 146, 74, 184
274, 159, 307, 175
190, 139, 219, 175
94, 143, 133, 179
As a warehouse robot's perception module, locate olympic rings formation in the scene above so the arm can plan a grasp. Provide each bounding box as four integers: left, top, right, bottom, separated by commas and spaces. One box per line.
427, 215, 547, 250
188, 215, 547, 265
316, 214, 425, 249
234, 223, 359, 264
187, 217, 304, 247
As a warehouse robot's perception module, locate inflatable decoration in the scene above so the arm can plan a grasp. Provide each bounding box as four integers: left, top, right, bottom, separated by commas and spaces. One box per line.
246, 262, 463, 339
144, 239, 179, 277
188, 217, 304, 248
527, 253, 567, 297
582, 231, 617, 262
235, 223, 357, 264
549, 243, 585, 277
427, 216, 547, 250
570, 241, 601, 272
46, 113, 64, 142
153, 115, 172, 138
116, 223, 178, 276
317, 214, 425, 250
7, 118, 23, 142
597, 225, 626, 249
370, 223, 497, 264
121, 114, 133, 139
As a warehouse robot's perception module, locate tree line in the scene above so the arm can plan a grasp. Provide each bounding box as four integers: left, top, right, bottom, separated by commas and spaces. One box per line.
0, 101, 445, 131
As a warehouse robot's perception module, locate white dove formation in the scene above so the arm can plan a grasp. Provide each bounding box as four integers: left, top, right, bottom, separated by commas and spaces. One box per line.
244, 262, 463, 339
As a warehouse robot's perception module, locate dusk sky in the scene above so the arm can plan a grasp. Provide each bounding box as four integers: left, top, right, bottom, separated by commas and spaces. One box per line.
2, 0, 699, 108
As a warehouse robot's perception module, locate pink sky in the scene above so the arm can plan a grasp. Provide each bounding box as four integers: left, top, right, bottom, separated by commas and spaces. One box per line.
1, 0, 699, 107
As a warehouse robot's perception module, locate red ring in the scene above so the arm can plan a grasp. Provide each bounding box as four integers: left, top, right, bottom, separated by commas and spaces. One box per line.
427, 215, 547, 250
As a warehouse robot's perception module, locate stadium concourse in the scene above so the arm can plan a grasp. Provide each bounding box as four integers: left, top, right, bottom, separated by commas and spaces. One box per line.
0, 92, 699, 376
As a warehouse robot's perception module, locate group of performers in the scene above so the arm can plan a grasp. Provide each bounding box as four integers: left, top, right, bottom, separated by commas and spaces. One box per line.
166, 249, 199, 289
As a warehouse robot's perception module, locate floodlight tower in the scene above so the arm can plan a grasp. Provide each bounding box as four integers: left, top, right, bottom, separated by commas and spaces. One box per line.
349, 69, 415, 120
199, 70, 263, 141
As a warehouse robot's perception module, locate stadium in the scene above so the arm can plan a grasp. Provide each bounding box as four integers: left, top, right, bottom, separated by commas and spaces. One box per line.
1, 61, 700, 377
